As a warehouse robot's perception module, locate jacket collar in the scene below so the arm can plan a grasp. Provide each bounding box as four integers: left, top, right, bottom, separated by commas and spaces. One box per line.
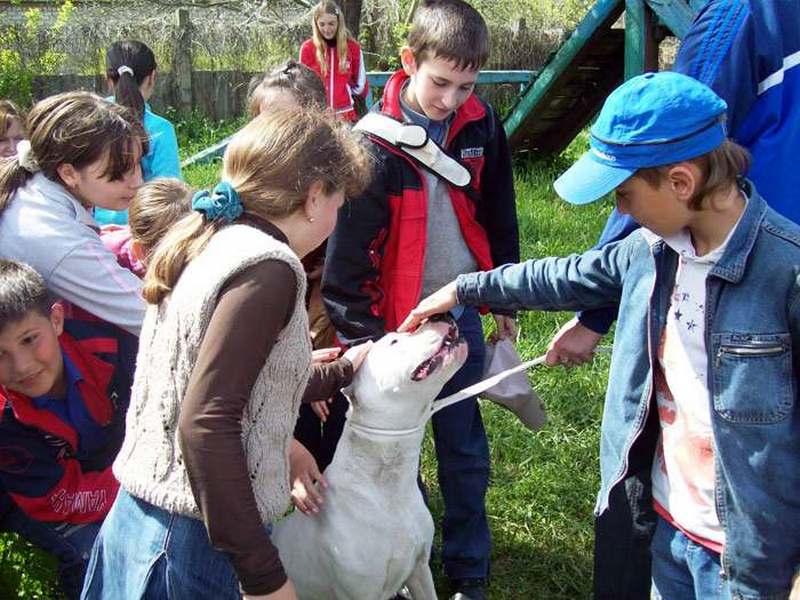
379, 69, 486, 143
31, 172, 96, 229
710, 179, 767, 283
641, 179, 766, 283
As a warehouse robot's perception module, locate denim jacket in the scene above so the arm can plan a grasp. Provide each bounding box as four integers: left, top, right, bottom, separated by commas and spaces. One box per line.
457, 181, 800, 600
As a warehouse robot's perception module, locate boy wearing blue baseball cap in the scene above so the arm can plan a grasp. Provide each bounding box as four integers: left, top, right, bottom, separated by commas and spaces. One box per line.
399, 71, 800, 599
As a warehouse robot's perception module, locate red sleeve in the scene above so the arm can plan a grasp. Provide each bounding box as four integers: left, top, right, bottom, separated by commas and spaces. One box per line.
9, 462, 119, 525
299, 39, 319, 73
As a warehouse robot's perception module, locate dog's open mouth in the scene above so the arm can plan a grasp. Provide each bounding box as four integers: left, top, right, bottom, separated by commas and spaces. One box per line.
410, 322, 465, 381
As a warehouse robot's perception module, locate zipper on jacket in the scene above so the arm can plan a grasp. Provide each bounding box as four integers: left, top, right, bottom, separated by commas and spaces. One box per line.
715, 342, 785, 367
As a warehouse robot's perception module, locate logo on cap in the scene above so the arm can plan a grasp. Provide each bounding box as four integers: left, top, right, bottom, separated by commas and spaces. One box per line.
591, 147, 617, 162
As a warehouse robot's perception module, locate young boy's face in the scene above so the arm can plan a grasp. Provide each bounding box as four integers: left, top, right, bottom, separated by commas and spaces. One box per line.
614, 173, 693, 239
0, 305, 65, 398
401, 50, 478, 122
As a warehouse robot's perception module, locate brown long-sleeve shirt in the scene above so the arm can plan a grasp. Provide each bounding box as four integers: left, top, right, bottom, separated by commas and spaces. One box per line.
177, 221, 351, 595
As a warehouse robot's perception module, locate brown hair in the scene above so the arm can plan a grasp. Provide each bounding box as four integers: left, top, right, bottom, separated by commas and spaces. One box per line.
0, 259, 53, 332
142, 106, 371, 304
0, 91, 148, 216
408, 0, 490, 71
311, 1, 349, 76
0, 100, 24, 139
247, 59, 327, 118
635, 140, 751, 210
129, 178, 193, 260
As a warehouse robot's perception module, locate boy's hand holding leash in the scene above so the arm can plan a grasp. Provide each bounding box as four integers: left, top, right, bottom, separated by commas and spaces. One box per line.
545, 316, 602, 367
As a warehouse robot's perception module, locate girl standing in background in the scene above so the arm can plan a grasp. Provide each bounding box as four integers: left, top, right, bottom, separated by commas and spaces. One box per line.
299, 1, 369, 122
101, 40, 181, 225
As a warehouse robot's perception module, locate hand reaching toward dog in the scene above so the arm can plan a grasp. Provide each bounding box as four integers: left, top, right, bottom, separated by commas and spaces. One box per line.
309, 342, 372, 422
492, 313, 517, 341
243, 579, 299, 600
289, 439, 327, 515
343, 340, 373, 372
397, 281, 459, 332
545, 316, 603, 367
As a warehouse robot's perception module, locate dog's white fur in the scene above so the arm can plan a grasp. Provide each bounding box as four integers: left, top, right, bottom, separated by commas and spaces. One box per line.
273, 317, 467, 600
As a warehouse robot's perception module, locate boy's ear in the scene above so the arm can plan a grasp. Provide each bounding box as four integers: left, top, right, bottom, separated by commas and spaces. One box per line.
56, 163, 80, 190
667, 164, 699, 204
49, 302, 65, 337
400, 47, 418, 76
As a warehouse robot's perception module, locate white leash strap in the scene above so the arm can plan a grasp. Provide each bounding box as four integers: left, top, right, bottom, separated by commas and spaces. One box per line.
354, 113, 472, 188
431, 345, 613, 416
431, 354, 547, 416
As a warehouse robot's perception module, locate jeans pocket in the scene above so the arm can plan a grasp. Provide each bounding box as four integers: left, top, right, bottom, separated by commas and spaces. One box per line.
711, 332, 794, 423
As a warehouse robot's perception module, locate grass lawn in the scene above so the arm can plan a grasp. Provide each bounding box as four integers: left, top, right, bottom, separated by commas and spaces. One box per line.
0, 130, 616, 599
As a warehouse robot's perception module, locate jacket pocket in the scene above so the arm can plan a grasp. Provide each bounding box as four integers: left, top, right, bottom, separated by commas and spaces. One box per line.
711, 332, 794, 424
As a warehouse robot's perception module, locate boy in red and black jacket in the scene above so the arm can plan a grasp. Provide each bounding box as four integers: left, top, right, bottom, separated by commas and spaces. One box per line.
0, 259, 136, 599
322, 2, 519, 598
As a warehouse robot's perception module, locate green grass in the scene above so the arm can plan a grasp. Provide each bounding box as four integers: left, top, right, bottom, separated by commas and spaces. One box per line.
0, 131, 618, 599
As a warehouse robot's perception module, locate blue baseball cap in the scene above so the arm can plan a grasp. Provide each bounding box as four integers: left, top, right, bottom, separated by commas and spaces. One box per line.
554, 71, 728, 205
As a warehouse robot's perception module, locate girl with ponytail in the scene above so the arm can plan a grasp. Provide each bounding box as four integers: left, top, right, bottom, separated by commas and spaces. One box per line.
82, 106, 372, 600
299, 1, 369, 122
0, 91, 147, 335
101, 40, 181, 225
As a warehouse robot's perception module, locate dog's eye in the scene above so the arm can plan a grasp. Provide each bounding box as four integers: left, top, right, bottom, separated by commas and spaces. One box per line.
389, 339, 398, 345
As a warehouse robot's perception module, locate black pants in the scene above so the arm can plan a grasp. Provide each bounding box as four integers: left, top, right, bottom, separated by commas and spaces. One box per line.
593, 470, 657, 600
293, 392, 348, 472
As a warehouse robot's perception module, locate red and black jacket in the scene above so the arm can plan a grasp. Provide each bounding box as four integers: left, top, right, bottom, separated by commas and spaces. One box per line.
322, 69, 519, 341
0, 316, 136, 524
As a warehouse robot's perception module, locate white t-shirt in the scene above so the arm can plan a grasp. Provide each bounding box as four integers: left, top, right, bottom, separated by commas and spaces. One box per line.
650, 209, 744, 551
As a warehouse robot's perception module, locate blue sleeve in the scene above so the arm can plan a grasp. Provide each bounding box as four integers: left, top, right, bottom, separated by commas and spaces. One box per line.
456, 236, 636, 314
576, 208, 640, 334
672, 0, 756, 136
142, 115, 182, 181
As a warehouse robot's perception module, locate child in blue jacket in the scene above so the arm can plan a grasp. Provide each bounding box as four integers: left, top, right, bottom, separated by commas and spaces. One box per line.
400, 72, 800, 599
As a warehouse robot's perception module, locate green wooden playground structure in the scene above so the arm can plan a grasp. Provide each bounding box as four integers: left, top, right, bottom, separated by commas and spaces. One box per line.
182, 0, 708, 168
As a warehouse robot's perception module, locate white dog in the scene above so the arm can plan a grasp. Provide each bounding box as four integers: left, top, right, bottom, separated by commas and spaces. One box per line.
273, 315, 468, 600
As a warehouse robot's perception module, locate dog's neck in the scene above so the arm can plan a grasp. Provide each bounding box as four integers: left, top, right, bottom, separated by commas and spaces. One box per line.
327, 421, 426, 488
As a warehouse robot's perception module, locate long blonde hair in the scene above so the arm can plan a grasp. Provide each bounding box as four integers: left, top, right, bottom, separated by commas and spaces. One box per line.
311, 1, 350, 76
142, 106, 371, 304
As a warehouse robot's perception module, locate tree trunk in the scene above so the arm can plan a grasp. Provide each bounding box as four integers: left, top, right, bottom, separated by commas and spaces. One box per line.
341, 0, 363, 37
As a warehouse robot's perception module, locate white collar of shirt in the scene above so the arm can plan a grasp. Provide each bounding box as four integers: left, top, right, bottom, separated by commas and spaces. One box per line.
642, 192, 748, 266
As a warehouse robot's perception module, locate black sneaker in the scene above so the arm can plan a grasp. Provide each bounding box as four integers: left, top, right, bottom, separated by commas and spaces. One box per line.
448, 577, 487, 600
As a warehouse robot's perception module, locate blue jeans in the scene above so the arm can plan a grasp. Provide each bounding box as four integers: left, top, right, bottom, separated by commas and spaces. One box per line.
81, 488, 247, 600
651, 516, 730, 600
1, 504, 100, 600
431, 307, 490, 581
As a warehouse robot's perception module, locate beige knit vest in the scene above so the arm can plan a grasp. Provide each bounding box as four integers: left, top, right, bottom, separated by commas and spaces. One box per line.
114, 224, 311, 523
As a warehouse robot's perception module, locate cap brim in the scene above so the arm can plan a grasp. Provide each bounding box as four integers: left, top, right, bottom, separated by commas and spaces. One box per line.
554, 152, 636, 205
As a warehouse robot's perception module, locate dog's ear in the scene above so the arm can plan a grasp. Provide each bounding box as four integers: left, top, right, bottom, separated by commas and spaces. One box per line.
341, 383, 357, 407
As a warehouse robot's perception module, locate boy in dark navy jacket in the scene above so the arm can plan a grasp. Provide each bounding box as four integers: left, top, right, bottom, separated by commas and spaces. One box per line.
0, 259, 136, 598
323, 2, 519, 598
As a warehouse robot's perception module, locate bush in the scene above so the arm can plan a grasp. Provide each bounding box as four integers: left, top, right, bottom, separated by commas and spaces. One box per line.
0, 0, 74, 107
